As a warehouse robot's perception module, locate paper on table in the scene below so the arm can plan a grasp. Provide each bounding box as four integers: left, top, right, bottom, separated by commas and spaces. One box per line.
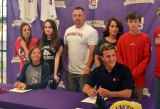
81, 96, 108, 104
81, 96, 97, 104
9, 88, 32, 93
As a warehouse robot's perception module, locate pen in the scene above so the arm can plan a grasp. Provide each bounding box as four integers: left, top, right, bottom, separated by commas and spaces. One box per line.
97, 86, 102, 91
94, 85, 101, 90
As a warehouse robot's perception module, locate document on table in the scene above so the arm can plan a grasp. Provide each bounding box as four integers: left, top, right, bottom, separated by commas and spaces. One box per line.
81, 96, 97, 104
9, 88, 32, 93
81, 96, 108, 104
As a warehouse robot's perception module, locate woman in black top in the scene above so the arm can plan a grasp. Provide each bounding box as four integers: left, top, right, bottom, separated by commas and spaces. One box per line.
94, 17, 123, 67
37, 19, 64, 89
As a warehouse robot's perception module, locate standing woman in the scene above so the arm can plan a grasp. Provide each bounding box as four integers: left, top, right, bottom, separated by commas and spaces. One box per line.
14, 22, 37, 72
37, 19, 64, 89
94, 17, 123, 67
14, 46, 50, 89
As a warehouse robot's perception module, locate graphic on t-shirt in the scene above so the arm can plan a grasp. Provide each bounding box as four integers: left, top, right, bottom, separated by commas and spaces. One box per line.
18, 48, 27, 61
27, 71, 40, 85
43, 49, 51, 56
26, 65, 41, 85
67, 32, 83, 38
42, 46, 56, 60
129, 42, 136, 46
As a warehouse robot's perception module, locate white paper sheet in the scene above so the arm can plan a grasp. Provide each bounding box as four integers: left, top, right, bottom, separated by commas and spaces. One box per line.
81, 96, 97, 104
81, 96, 108, 104
9, 88, 32, 93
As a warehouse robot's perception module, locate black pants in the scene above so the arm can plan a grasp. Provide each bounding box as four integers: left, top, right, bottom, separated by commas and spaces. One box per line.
49, 69, 63, 89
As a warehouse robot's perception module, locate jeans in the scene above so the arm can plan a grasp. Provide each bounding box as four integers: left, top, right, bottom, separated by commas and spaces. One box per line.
154, 78, 160, 109
66, 71, 86, 92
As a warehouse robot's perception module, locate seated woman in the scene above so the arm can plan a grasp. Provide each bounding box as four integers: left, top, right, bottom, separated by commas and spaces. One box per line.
13, 46, 50, 90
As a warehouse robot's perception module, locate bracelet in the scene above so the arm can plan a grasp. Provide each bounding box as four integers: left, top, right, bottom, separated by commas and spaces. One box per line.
85, 66, 91, 70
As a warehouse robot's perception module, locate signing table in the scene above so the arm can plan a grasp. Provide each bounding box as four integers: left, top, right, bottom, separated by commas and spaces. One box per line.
0, 83, 156, 109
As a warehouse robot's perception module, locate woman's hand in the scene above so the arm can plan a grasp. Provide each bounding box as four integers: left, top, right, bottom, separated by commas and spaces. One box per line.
13, 82, 21, 88
54, 74, 60, 82
20, 40, 27, 49
14, 82, 26, 90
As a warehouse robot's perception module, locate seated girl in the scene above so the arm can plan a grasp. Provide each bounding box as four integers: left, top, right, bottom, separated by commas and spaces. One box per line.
13, 46, 50, 89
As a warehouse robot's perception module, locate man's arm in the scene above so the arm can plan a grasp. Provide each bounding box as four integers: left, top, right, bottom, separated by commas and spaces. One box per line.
84, 45, 96, 76
62, 44, 68, 68
95, 54, 101, 68
98, 88, 132, 98
83, 84, 98, 97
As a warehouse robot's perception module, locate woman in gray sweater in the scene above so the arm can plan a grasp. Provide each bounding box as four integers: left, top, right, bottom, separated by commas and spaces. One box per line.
13, 46, 50, 89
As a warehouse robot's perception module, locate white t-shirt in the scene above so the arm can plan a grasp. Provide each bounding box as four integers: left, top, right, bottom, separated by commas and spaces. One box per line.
64, 23, 98, 74
18, 0, 37, 23
41, 0, 57, 21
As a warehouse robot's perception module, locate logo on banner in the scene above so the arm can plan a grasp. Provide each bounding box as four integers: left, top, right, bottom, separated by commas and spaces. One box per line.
55, 1, 66, 8
86, 20, 105, 28
157, 5, 160, 17
12, 20, 32, 27
138, 17, 144, 30
12, 20, 24, 27
124, 0, 154, 6
88, 0, 99, 9
11, 56, 20, 63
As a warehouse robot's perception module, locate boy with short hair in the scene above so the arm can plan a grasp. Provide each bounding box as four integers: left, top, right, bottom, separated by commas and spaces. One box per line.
117, 11, 151, 99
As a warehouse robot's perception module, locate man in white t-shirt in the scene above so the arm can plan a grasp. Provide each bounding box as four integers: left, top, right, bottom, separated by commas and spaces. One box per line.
64, 7, 98, 92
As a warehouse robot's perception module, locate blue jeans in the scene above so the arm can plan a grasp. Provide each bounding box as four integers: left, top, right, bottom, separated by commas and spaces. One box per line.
154, 78, 160, 109
66, 71, 86, 92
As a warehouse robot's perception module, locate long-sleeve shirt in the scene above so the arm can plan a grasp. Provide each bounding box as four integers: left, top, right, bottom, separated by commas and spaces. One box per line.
117, 32, 151, 87
16, 61, 50, 89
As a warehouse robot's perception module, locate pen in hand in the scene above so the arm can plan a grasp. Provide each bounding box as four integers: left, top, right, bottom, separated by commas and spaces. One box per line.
87, 86, 98, 97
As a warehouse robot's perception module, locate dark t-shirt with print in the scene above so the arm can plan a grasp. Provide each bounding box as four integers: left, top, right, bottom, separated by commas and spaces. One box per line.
38, 38, 64, 75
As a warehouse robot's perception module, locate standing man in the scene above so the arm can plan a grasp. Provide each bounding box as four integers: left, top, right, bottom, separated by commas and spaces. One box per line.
117, 11, 151, 99
83, 43, 134, 98
64, 7, 98, 92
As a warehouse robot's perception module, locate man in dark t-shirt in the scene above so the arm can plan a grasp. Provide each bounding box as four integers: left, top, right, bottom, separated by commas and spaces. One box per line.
83, 43, 134, 98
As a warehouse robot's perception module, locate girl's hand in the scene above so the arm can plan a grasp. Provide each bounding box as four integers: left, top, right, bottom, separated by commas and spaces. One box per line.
54, 74, 60, 82
17, 83, 27, 90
